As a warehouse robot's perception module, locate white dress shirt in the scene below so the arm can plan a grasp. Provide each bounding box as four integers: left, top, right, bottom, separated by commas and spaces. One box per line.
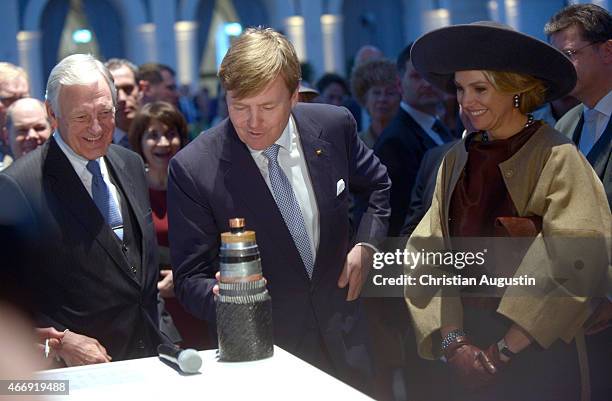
400, 101, 445, 145
580, 90, 612, 155
53, 131, 123, 220
248, 116, 320, 258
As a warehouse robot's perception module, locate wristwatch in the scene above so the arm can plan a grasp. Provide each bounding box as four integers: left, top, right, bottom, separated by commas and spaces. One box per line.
496, 338, 516, 359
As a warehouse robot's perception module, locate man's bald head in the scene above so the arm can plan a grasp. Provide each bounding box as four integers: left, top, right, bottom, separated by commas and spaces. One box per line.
6, 98, 51, 159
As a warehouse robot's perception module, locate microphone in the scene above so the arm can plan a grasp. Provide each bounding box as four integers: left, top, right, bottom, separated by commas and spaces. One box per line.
157, 344, 202, 374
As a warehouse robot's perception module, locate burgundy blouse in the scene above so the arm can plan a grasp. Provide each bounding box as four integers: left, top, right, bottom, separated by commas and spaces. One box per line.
449, 121, 542, 237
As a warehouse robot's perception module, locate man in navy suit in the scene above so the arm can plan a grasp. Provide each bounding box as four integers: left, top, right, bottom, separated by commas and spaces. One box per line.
168, 28, 390, 390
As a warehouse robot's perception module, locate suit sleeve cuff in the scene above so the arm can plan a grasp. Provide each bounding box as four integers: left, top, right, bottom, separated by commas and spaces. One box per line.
354, 242, 379, 254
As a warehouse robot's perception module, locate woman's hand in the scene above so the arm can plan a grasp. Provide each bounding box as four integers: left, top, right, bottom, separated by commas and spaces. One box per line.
447, 343, 495, 389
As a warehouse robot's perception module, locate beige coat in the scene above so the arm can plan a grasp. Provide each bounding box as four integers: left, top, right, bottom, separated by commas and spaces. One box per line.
404, 123, 611, 361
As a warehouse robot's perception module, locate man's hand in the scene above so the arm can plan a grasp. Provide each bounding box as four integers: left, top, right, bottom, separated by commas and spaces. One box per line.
34, 327, 64, 361
213, 271, 221, 297
56, 330, 112, 366
213, 272, 267, 297
338, 244, 374, 301
158, 269, 175, 298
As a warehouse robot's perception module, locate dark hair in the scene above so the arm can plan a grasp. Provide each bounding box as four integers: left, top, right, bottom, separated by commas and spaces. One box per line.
396, 42, 413, 76
315, 73, 349, 94
137, 63, 164, 84
104, 58, 138, 77
544, 4, 612, 43
159, 64, 175, 77
128, 101, 188, 159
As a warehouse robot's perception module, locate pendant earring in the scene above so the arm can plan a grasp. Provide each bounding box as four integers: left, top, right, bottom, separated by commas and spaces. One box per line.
513, 94, 520, 108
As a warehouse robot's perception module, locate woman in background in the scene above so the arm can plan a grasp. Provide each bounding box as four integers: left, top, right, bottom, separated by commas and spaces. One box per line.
351, 58, 401, 148
130, 101, 210, 349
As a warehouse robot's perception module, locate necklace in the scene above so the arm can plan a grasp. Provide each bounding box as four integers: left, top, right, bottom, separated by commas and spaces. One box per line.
481, 114, 535, 142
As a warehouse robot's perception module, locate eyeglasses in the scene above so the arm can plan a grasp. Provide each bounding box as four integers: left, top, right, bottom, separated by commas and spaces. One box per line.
561, 42, 600, 60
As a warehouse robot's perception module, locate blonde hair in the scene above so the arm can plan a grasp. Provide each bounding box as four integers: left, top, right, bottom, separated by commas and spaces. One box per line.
482, 71, 547, 113
0, 62, 28, 86
218, 27, 301, 99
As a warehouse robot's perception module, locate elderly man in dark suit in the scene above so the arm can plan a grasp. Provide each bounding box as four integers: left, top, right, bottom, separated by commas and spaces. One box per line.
0, 54, 165, 365
168, 27, 390, 391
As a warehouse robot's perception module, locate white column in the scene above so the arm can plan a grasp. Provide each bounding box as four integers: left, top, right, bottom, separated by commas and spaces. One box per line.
504, 0, 520, 31
150, 0, 177, 69
422, 8, 451, 32
175, 21, 199, 89
137, 23, 158, 64
285, 16, 307, 62
0, 0, 19, 63
402, 0, 429, 42
301, 0, 325, 81
320, 14, 345, 75
17, 31, 43, 99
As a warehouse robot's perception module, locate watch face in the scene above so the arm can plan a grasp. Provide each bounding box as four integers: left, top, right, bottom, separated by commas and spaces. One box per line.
497, 339, 515, 358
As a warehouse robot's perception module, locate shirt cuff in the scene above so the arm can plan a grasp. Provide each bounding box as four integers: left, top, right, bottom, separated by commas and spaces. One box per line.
354, 242, 379, 254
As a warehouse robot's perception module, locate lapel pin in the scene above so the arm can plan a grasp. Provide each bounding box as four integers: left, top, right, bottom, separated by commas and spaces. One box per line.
315, 149, 322, 156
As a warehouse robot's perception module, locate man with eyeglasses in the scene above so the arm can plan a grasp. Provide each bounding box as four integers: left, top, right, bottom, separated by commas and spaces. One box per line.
0, 62, 30, 171
105, 59, 141, 150
546, 4, 611, 208
545, 5, 612, 401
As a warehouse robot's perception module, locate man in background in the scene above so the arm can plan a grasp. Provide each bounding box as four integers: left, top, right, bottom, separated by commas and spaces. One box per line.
546, 5, 612, 400
105, 58, 141, 149
0, 62, 30, 170
5, 98, 52, 160
375, 43, 453, 236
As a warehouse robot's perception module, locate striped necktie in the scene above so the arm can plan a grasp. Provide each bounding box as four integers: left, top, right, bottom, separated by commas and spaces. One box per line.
87, 160, 124, 240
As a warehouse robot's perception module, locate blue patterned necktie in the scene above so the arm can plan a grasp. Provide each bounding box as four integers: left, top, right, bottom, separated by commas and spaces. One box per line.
86, 160, 124, 240
580, 108, 599, 155
262, 144, 314, 278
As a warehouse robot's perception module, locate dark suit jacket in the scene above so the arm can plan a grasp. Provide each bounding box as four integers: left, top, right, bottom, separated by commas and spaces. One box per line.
400, 141, 457, 237
374, 107, 444, 236
555, 104, 612, 209
0, 137, 164, 361
168, 103, 390, 385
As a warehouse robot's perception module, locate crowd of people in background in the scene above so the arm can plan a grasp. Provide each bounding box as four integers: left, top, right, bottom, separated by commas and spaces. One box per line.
0, 3, 610, 401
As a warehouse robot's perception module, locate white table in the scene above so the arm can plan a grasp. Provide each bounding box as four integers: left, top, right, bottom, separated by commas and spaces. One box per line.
38, 346, 372, 400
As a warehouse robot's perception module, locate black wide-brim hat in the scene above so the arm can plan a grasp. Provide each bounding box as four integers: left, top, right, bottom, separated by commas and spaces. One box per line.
410, 21, 576, 103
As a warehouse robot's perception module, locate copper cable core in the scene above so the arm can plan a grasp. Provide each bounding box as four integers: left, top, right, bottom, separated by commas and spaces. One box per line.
229, 218, 245, 229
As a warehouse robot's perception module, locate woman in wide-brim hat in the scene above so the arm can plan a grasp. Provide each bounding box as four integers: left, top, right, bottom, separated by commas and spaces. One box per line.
403, 22, 611, 401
